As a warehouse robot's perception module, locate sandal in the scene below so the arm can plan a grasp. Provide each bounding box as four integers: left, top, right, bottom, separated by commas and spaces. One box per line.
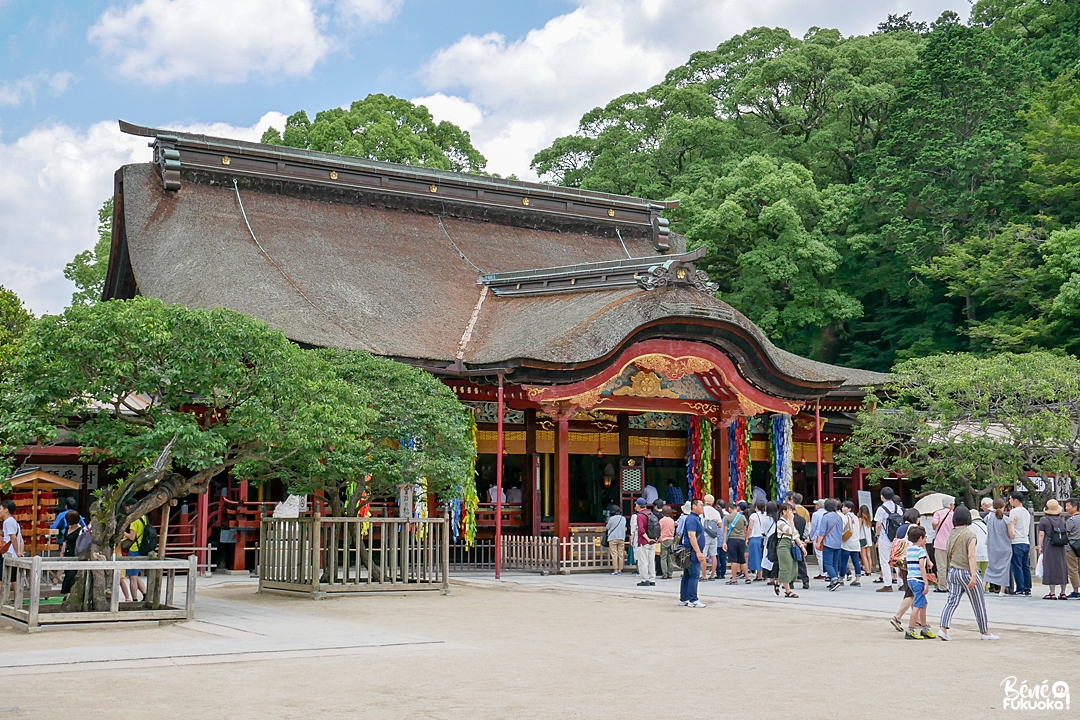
785, 592, 799, 598
1060, 593, 1070, 600
744, 579, 753, 584
774, 583, 780, 596
1043, 593, 1057, 599
726, 580, 739, 585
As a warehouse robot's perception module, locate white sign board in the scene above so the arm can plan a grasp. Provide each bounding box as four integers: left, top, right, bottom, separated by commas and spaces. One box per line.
857, 490, 873, 513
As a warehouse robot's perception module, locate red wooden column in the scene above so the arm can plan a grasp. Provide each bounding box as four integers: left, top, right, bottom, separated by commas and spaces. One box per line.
718, 423, 730, 504
197, 490, 210, 576
232, 480, 249, 571
815, 400, 824, 502
495, 374, 505, 579
525, 409, 540, 536
545, 405, 576, 540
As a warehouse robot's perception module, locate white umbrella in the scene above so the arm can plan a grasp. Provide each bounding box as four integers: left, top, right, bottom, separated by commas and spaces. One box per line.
914, 492, 954, 515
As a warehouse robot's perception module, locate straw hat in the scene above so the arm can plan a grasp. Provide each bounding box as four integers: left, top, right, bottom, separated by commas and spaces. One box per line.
1045, 499, 1063, 516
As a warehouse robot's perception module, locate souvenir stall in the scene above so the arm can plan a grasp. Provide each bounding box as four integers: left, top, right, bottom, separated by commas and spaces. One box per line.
7, 470, 82, 555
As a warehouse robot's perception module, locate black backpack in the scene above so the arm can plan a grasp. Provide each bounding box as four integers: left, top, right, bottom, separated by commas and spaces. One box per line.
1050, 521, 1069, 547
140, 517, 159, 555
884, 502, 904, 541
646, 512, 662, 541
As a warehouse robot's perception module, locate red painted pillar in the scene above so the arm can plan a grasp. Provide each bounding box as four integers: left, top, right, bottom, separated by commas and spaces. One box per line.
554, 417, 570, 540
815, 400, 824, 502
495, 374, 504, 579
197, 491, 210, 576
718, 423, 730, 504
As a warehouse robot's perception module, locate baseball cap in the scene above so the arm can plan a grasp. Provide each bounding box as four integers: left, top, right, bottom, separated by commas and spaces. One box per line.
635, 498, 647, 507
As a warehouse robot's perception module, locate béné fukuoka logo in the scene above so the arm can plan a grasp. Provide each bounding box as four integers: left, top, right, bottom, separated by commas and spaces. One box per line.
1001, 677, 1070, 711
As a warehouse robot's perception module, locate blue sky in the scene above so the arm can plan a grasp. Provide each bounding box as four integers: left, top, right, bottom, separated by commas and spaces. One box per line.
0, 0, 968, 316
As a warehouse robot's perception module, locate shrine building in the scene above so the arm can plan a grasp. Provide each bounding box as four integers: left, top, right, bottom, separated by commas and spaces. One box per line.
102, 122, 889, 544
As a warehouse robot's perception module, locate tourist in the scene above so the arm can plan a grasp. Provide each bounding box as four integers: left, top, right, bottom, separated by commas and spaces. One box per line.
918, 509, 937, 580
903, 525, 935, 639
60, 510, 85, 595
701, 494, 722, 581
815, 499, 844, 590
658, 505, 676, 579
939, 506, 999, 641
1037, 499, 1068, 600
840, 501, 863, 585
723, 501, 749, 584
679, 499, 707, 608
0, 500, 23, 593
888, 509, 922, 633
980, 497, 993, 519
931, 498, 956, 593
971, 509, 989, 580
762, 500, 780, 586
810, 499, 827, 579
505, 485, 522, 504
633, 499, 657, 587
1064, 498, 1080, 599
984, 498, 1013, 595
873, 487, 903, 592
791, 498, 810, 589
123, 512, 149, 602
486, 484, 505, 504
714, 498, 729, 579
791, 493, 811, 528
641, 482, 659, 506
858, 504, 875, 578
747, 499, 769, 582
605, 505, 627, 576
775, 503, 805, 598
1008, 492, 1032, 596
665, 480, 685, 507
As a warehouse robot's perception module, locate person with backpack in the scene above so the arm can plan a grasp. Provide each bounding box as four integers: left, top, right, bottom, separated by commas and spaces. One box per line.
722, 501, 749, 584
122, 512, 156, 602
1037, 499, 1069, 599
0, 500, 23, 594
873, 487, 904, 592
633, 499, 657, 587
701, 494, 722, 581
60, 510, 87, 595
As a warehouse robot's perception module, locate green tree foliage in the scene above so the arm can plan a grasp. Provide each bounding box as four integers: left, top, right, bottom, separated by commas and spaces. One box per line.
676, 154, 861, 342
262, 94, 487, 173
63, 199, 113, 306
1022, 72, 1080, 224
0, 297, 374, 569
838, 352, 1080, 508
972, 0, 1080, 80
0, 285, 33, 379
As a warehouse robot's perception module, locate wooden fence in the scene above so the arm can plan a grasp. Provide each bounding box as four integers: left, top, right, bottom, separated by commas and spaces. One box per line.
501, 535, 560, 574
259, 516, 449, 597
0, 555, 196, 632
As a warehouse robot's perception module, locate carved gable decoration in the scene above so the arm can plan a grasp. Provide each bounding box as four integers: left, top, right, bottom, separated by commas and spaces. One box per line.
604, 365, 713, 401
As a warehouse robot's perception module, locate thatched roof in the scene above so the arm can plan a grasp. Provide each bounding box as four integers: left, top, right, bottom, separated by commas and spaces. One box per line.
105, 125, 888, 400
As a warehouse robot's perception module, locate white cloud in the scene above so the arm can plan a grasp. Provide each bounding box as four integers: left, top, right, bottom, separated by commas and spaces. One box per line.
0, 112, 286, 315
0, 71, 75, 107
88, 0, 402, 84
411, 93, 483, 131
337, 0, 403, 26
419, 0, 970, 177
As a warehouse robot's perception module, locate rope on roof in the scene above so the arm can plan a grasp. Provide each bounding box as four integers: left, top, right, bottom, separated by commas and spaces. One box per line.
616, 228, 632, 259
438, 216, 484, 275
455, 286, 488, 366
232, 180, 369, 348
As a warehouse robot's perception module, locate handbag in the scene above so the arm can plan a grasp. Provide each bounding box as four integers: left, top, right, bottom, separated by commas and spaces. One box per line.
792, 542, 804, 562
842, 514, 853, 543
600, 531, 609, 548
672, 534, 692, 570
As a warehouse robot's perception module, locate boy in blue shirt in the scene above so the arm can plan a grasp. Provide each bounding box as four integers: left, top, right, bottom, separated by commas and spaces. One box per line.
905, 525, 937, 639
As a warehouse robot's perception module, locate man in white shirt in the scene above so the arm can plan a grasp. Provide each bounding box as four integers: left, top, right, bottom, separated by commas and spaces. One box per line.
505, 485, 522, 504
641, 484, 659, 506
487, 484, 505, 504
873, 487, 902, 591
0, 500, 23, 593
701, 494, 723, 581
1008, 491, 1032, 596
810, 499, 827, 579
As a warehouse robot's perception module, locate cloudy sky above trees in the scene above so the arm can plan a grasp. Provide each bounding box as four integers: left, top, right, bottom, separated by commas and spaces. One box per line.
1, 0, 968, 315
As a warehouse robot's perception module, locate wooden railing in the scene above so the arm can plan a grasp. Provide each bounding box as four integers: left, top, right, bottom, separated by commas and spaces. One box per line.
449, 539, 497, 570
0, 555, 196, 632
501, 535, 560, 574
259, 516, 449, 596
558, 532, 613, 573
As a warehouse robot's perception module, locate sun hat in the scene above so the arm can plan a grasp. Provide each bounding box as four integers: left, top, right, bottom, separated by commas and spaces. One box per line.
681, 501, 692, 515
1045, 499, 1063, 516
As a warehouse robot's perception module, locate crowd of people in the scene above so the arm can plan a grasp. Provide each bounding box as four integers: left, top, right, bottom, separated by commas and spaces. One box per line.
603, 486, 1080, 639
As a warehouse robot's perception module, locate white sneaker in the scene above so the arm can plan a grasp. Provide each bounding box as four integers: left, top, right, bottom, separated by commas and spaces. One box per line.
690, 601, 707, 608
938, 632, 952, 641
678, 600, 688, 606
980, 633, 1000, 641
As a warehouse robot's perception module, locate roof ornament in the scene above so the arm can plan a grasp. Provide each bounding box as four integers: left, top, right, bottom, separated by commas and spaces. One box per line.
637, 257, 719, 293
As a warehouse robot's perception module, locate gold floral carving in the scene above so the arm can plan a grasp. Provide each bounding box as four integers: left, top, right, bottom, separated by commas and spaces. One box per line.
566, 387, 604, 409
735, 392, 768, 417
612, 371, 680, 399
630, 354, 715, 380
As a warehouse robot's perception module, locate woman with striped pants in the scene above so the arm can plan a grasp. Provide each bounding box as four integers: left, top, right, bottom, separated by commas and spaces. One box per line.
939, 505, 1000, 641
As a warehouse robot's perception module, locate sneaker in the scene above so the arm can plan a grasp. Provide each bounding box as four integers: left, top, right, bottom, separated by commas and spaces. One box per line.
828, 580, 841, 591
647, 581, 656, 586
802, 582, 810, 590
980, 633, 1000, 641
689, 601, 707, 608
904, 629, 924, 640
938, 632, 952, 641
920, 627, 937, 639
637, 581, 649, 586
849, 580, 861, 587
890, 616, 904, 632
678, 600, 689, 606
611, 571, 621, 576
1068, 592, 1080, 599
876, 586, 893, 593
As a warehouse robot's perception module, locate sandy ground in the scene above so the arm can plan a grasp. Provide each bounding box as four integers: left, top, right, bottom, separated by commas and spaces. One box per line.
4, 579, 1077, 720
